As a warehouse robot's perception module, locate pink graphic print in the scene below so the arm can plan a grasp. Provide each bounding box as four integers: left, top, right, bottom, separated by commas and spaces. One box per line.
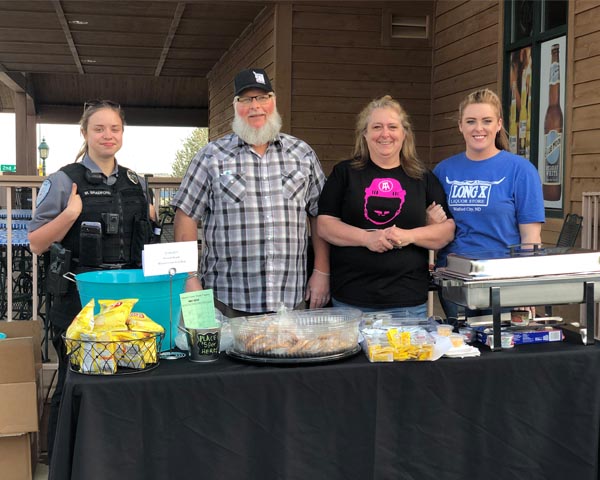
364, 178, 406, 225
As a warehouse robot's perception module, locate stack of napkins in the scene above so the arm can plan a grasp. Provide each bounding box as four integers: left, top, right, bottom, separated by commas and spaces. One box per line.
444, 345, 480, 358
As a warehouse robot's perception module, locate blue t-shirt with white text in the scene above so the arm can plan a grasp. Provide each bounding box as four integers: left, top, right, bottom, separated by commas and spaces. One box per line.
433, 150, 544, 267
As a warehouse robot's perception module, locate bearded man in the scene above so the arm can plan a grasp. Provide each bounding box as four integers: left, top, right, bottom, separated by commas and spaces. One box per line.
172, 68, 330, 316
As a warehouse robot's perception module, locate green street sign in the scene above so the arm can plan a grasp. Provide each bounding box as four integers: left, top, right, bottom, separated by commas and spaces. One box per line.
0, 164, 16, 172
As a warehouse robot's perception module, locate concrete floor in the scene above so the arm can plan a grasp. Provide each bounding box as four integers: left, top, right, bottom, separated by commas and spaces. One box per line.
34, 463, 49, 480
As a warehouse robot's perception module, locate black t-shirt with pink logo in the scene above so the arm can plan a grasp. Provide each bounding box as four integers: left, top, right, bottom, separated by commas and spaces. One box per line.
318, 159, 451, 308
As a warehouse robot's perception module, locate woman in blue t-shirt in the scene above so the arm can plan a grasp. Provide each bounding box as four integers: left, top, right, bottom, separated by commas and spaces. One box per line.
433, 89, 545, 320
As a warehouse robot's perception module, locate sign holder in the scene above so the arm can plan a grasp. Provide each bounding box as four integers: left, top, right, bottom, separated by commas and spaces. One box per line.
159, 267, 186, 360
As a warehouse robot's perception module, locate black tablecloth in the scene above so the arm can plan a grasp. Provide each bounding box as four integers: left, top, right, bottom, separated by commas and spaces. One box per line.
50, 342, 600, 480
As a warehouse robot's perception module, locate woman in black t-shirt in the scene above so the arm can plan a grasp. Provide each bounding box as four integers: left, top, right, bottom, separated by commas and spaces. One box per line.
317, 96, 455, 316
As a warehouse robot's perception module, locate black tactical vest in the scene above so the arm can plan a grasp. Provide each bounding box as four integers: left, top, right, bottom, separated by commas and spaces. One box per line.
60, 163, 151, 267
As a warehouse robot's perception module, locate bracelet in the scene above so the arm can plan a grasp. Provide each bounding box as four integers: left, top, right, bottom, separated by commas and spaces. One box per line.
187, 272, 199, 280
313, 269, 330, 276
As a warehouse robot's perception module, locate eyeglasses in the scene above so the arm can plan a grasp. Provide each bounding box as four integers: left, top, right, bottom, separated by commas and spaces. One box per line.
234, 93, 274, 105
83, 99, 121, 112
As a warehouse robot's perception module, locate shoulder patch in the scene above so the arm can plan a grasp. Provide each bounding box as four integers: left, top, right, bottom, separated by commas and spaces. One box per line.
36, 179, 52, 207
127, 169, 139, 185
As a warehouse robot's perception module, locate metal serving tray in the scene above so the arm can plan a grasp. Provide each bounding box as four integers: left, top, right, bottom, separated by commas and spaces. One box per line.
435, 272, 600, 310
444, 247, 600, 280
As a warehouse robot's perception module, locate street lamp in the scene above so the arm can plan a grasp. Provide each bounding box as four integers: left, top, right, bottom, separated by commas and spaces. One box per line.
38, 137, 49, 176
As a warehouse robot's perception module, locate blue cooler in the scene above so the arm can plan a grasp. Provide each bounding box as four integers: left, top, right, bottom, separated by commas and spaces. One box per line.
74, 269, 187, 351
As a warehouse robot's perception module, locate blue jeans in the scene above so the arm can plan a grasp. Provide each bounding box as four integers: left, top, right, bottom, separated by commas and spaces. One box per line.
331, 298, 428, 319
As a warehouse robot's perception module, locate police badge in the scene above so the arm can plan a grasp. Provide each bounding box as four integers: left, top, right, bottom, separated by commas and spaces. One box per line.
127, 169, 139, 184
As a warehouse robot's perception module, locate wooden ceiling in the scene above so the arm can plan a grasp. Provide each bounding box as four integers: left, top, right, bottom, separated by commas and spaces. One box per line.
0, 0, 268, 126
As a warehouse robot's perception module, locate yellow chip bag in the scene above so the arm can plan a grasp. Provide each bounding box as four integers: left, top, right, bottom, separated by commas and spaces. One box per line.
93, 299, 138, 332
112, 330, 159, 367
66, 299, 95, 339
127, 312, 164, 334
65, 299, 95, 359
78, 331, 117, 374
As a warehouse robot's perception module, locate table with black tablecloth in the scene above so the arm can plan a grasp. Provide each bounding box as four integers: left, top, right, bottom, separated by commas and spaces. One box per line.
49, 342, 600, 480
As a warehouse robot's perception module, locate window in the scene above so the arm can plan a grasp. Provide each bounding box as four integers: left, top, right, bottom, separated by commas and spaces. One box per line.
503, 0, 568, 214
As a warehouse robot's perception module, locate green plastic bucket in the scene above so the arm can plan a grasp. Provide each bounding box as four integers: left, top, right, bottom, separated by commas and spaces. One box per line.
74, 269, 187, 351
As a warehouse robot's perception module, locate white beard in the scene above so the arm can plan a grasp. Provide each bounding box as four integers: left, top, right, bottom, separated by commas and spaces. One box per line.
232, 109, 282, 146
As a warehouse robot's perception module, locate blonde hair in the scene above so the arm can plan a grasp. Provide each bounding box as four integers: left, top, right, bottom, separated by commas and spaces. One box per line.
458, 89, 510, 151
75, 100, 125, 162
351, 95, 425, 179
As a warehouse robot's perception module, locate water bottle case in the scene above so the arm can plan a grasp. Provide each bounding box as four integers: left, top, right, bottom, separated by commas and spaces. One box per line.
47, 242, 72, 296
79, 221, 102, 267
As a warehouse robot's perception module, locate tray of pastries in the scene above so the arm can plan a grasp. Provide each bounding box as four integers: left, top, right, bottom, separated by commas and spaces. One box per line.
228, 307, 362, 362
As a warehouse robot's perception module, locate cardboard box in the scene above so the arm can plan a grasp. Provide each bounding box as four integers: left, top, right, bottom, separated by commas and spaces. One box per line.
512, 328, 564, 345
0, 321, 42, 436
36, 369, 44, 423
0, 320, 42, 367
0, 433, 33, 480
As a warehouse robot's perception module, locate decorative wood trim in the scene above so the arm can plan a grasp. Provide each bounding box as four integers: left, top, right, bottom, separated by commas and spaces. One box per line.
497, 0, 504, 98
565, 0, 576, 216
274, 3, 292, 134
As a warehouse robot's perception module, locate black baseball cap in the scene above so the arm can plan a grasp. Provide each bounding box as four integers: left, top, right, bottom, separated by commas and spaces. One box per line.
234, 68, 274, 96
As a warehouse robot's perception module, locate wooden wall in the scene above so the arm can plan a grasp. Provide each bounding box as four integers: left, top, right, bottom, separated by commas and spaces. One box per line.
568, 1, 600, 216
429, 0, 564, 245
206, 0, 600, 246
430, 0, 502, 165
208, 1, 434, 175
206, 6, 276, 140
290, 1, 434, 175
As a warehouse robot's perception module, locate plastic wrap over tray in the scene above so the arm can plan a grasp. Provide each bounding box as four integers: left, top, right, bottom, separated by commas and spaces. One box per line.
229, 308, 362, 358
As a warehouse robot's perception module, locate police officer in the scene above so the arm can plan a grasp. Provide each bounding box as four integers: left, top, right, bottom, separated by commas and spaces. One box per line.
28, 100, 156, 464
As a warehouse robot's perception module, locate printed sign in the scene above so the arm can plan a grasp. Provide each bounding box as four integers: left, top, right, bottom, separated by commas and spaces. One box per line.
142, 240, 198, 277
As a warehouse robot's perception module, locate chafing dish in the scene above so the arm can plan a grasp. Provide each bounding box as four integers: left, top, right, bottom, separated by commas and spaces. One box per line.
444, 246, 600, 280
436, 273, 600, 310
435, 246, 600, 350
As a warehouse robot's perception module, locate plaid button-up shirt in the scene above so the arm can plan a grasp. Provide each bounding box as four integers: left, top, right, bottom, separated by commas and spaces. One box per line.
172, 133, 326, 313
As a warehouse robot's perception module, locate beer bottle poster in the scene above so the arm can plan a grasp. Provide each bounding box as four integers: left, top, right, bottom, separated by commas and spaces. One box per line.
538, 35, 566, 209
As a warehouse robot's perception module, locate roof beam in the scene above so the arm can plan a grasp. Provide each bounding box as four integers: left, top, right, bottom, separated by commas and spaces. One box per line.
0, 64, 35, 98
52, 0, 84, 74
155, 2, 186, 76
154, 2, 185, 77
37, 104, 207, 127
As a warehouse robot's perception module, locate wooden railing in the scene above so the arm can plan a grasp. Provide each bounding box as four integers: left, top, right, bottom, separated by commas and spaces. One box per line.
582, 192, 600, 334
0, 174, 182, 358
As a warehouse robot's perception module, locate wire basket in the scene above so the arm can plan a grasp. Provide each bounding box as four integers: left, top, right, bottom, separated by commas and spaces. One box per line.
64, 331, 163, 375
